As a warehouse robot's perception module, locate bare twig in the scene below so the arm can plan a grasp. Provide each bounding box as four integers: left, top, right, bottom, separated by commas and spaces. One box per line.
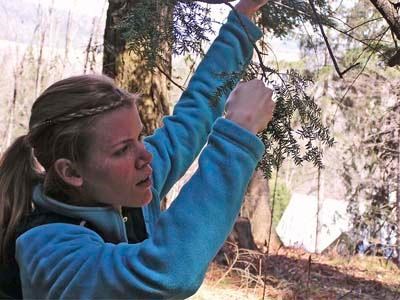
183, 55, 199, 87
213, 242, 239, 287
340, 63, 361, 76
331, 27, 390, 126
309, 0, 343, 78
344, 17, 384, 33
262, 166, 280, 300
84, 17, 96, 74
223, 1, 270, 81
156, 65, 185, 91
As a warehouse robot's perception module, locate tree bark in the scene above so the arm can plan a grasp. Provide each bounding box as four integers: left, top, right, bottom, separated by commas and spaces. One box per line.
241, 170, 280, 251
103, 0, 171, 135
368, 0, 400, 40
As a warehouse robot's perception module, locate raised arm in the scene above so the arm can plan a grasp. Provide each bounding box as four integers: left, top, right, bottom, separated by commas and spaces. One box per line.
17, 65, 275, 299
145, 8, 263, 200
16, 119, 265, 299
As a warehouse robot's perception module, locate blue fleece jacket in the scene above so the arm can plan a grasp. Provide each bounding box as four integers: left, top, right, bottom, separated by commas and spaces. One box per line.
16, 11, 264, 299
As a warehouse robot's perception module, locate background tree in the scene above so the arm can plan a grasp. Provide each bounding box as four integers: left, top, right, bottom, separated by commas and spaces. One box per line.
112, 0, 336, 253
103, 0, 172, 135
295, 0, 400, 260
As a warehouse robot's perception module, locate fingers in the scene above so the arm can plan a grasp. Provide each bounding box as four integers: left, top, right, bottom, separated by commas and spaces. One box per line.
225, 79, 275, 134
235, 0, 268, 17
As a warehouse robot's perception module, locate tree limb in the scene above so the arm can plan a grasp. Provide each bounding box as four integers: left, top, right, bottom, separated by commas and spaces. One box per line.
367, 0, 400, 66
369, 0, 400, 40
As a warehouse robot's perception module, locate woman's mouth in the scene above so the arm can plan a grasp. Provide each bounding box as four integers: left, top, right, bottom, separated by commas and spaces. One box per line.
137, 176, 152, 188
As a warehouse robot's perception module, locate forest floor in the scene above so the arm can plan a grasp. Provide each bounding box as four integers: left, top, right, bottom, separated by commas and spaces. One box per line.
190, 246, 400, 299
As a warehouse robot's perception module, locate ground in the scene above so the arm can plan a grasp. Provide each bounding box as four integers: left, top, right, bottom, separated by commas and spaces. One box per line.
190, 246, 400, 299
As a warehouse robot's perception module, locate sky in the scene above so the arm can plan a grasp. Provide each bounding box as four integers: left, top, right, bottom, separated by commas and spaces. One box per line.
24, 0, 107, 16
22, 0, 227, 18
17, 0, 300, 61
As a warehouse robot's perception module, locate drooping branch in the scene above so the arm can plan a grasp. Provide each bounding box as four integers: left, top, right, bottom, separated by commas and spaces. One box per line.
118, 0, 335, 179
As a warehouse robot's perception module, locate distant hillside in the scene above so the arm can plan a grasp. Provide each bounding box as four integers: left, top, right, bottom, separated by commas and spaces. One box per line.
0, 0, 103, 49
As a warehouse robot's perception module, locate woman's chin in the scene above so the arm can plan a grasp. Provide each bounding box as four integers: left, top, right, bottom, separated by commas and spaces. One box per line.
127, 189, 153, 207
141, 189, 153, 206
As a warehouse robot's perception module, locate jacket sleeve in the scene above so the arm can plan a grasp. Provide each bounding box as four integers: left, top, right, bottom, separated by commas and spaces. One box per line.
145, 11, 262, 200
16, 118, 265, 300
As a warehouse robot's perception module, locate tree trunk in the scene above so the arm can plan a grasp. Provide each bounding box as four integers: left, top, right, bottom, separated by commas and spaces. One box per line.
215, 171, 280, 264
106, 0, 277, 251
241, 170, 281, 251
103, 0, 171, 135
167, 164, 280, 252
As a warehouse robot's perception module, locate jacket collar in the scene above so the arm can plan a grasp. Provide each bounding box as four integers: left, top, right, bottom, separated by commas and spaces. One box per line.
32, 184, 128, 243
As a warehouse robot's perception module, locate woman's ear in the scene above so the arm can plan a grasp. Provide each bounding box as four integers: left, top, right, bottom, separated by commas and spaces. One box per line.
53, 158, 83, 187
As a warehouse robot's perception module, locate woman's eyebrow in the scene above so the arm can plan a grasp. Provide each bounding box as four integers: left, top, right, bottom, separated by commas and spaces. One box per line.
111, 138, 133, 148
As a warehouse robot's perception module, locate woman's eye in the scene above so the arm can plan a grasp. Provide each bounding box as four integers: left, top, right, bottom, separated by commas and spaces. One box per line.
114, 145, 130, 156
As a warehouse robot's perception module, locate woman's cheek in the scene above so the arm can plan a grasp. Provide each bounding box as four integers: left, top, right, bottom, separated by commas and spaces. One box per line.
113, 158, 135, 178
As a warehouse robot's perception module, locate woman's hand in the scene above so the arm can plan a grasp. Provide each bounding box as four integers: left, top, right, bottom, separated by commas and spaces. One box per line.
235, 0, 269, 18
225, 79, 275, 134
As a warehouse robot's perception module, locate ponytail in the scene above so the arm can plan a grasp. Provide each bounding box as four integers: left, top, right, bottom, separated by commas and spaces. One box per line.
0, 135, 41, 264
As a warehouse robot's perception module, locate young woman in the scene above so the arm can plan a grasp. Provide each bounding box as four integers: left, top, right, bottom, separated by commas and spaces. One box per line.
0, 0, 274, 298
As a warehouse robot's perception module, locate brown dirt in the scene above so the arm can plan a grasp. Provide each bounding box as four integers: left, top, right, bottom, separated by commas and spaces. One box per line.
191, 245, 400, 300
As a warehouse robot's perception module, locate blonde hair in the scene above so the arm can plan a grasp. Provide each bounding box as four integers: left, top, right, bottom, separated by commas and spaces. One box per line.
0, 74, 134, 263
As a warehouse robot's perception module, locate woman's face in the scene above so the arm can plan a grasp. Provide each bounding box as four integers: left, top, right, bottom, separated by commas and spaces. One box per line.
78, 104, 153, 208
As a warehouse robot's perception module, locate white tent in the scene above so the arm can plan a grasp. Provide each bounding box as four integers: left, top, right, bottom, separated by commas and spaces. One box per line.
276, 193, 350, 253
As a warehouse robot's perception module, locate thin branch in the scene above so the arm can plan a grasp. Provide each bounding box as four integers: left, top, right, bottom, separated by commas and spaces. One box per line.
339, 27, 390, 102
340, 63, 361, 76
391, 29, 399, 48
309, 0, 343, 78
156, 65, 185, 91
262, 166, 279, 300
183, 55, 199, 87
223, 1, 269, 81
327, 24, 389, 57
330, 27, 390, 127
274, 0, 391, 63
344, 17, 383, 33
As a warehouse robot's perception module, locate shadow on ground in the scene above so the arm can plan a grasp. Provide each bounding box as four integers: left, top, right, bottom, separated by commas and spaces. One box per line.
216, 244, 400, 299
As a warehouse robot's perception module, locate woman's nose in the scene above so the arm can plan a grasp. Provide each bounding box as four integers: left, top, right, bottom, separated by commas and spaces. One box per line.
136, 146, 153, 169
